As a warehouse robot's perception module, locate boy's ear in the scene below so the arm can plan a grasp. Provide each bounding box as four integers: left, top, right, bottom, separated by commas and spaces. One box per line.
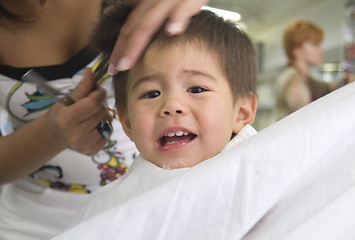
233, 93, 257, 133
117, 108, 133, 141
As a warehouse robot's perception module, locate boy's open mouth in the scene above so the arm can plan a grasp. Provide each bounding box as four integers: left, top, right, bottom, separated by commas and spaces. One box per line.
159, 131, 197, 147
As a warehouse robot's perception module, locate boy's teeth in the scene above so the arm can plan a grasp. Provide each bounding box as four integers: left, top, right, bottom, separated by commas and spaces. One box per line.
165, 131, 189, 137
176, 131, 183, 136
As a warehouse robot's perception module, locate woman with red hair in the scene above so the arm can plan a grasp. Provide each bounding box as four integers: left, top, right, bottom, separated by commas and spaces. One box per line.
275, 20, 353, 120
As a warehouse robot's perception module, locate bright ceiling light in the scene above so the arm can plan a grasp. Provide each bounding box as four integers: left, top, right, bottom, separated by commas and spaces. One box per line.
201, 6, 241, 22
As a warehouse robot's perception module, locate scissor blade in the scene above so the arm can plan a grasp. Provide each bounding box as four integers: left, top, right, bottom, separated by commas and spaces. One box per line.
21, 69, 66, 100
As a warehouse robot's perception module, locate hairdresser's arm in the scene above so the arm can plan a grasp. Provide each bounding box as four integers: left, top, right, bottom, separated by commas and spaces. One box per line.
329, 71, 355, 91
0, 70, 109, 184
347, 72, 355, 83
108, 0, 209, 74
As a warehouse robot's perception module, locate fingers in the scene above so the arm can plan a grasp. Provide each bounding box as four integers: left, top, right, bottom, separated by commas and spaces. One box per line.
69, 69, 95, 102
108, 0, 209, 75
67, 131, 109, 156
66, 87, 107, 122
46, 69, 111, 155
52, 102, 110, 156
68, 109, 110, 156
165, 0, 208, 36
108, 1, 173, 74
88, 137, 109, 156
64, 68, 107, 122
78, 105, 109, 133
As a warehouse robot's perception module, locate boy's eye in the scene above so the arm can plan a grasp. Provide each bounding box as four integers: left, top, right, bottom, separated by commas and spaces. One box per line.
188, 86, 208, 93
141, 90, 161, 99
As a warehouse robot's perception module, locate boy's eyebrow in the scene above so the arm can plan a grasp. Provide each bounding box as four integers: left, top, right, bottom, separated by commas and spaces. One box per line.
131, 75, 159, 91
183, 70, 217, 82
131, 70, 217, 90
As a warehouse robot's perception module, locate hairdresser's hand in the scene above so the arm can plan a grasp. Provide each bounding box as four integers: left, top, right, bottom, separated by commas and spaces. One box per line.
44, 69, 109, 156
0, 70, 110, 183
346, 72, 355, 83
107, 0, 209, 74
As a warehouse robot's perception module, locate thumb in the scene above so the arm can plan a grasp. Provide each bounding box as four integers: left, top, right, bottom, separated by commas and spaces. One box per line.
165, 0, 207, 36
70, 69, 95, 101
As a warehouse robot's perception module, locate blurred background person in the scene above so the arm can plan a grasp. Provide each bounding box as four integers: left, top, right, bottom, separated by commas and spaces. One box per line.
274, 20, 354, 120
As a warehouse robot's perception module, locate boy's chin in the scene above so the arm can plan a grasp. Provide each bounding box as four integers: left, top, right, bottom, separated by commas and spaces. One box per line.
156, 158, 204, 170
160, 161, 190, 170
150, 152, 220, 169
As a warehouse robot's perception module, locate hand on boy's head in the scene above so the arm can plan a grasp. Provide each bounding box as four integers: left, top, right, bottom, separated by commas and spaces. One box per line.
107, 0, 209, 75
44, 69, 110, 156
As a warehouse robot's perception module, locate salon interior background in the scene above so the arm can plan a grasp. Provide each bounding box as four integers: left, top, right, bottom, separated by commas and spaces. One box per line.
209, 0, 348, 130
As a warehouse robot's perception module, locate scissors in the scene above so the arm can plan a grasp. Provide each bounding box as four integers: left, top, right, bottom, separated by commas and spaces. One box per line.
21, 67, 113, 139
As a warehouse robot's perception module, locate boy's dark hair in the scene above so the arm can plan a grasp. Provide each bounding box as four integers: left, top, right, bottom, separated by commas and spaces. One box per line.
91, 3, 257, 113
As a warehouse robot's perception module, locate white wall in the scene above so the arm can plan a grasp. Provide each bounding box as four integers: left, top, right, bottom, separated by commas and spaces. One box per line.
255, 0, 344, 72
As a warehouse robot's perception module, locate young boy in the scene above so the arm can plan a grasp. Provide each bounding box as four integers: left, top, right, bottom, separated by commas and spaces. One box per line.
107, 3, 257, 169
62, 2, 258, 228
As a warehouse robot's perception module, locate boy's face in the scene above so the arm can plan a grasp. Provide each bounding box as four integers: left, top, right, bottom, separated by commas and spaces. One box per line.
119, 42, 254, 169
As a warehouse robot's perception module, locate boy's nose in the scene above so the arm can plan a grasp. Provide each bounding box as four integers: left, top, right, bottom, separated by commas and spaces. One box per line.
160, 97, 185, 117
163, 109, 183, 115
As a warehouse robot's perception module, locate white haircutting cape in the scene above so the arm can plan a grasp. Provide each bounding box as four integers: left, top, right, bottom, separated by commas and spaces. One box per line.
53, 82, 355, 240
